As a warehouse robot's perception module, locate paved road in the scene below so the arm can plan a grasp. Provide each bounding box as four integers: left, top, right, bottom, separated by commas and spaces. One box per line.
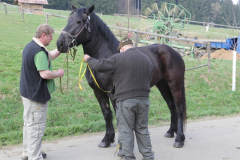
1, 116, 240, 160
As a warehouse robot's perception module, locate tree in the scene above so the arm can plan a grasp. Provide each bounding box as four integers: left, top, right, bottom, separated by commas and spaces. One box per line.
210, 2, 223, 23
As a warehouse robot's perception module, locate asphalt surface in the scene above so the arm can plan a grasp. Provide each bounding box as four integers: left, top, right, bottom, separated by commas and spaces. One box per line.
1, 116, 240, 160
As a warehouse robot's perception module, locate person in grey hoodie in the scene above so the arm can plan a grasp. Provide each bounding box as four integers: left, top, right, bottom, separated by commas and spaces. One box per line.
83, 36, 154, 160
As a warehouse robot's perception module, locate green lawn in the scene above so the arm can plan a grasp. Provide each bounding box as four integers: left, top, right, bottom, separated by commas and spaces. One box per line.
1, 8, 240, 147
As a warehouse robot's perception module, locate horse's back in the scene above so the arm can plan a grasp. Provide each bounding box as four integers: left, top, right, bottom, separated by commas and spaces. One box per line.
137, 44, 185, 70
137, 44, 185, 84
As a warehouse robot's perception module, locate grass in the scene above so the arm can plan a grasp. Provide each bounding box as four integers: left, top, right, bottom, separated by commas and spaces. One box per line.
1, 7, 240, 147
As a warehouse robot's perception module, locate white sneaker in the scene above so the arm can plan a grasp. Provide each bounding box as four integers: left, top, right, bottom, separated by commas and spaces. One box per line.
21, 153, 28, 160
21, 152, 47, 160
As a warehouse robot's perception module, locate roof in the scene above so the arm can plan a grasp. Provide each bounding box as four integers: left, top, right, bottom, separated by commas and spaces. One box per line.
15, 0, 48, 5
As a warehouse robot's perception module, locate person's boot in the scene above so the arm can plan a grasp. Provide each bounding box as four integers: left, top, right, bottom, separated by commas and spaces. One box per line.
42, 152, 47, 158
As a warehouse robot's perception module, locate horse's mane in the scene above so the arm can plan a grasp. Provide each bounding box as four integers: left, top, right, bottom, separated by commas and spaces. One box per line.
91, 12, 119, 53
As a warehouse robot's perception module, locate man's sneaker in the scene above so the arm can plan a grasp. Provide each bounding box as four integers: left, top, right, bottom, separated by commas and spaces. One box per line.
21, 155, 28, 160
21, 152, 47, 160
117, 149, 123, 157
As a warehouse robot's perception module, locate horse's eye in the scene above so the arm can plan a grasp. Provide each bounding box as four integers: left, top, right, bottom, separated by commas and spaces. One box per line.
77, 21, 81, 24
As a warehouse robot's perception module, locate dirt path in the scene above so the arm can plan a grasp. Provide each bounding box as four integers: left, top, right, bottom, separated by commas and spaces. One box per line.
1, 116, 240, 160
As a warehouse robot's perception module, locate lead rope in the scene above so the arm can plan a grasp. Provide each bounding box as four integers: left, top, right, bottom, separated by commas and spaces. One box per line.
78, 58, 111, 93
78, 58, 87, 90
60, 48, 77, 94
114, 144, 120, 156
60, 51, 110, 93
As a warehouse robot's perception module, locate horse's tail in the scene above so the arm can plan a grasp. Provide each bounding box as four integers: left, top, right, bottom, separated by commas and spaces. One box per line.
182, 81, 187, 130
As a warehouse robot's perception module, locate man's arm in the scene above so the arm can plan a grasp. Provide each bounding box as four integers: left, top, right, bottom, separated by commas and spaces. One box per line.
83, 54, 117, 73
39, 69, 64, 79
49, 49, 61, 60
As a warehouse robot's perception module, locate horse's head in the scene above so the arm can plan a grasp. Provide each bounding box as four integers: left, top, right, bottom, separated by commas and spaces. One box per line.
57, 4, 94, 53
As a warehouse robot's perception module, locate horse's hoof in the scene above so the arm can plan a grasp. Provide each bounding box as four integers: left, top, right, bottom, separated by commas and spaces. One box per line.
98, 141, 111, 148
173, 141, 184, 148
164, 132, 174, 138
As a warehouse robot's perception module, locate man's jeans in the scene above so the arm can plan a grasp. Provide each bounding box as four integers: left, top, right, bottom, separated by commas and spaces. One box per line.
116, 98, 154, 160
22, 97, 48, 160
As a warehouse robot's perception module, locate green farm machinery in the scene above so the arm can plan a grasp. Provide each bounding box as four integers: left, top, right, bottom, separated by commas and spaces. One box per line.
140, 2, 192, 51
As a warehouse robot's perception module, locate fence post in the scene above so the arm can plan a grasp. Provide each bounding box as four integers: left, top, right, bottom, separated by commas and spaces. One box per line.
207, 42, 211, 73
134, 32, 138, 47
232, 51, 236, 91
46, 14, 48, 24
4, 3, 7, 15
206, 23, 209, 32
22, 9, 24, 21
114, 13, 116, 20
101, 12, 102, 19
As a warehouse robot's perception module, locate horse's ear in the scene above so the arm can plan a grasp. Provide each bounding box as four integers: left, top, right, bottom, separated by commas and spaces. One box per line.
71, 3, 77, 10
88, 5, 94, 14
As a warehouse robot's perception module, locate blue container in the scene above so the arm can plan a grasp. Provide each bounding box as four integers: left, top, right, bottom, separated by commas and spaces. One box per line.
225, 37, 238, 50
194, 36, 238, 50
210, 42, 227, 49
236, 35, 240, 53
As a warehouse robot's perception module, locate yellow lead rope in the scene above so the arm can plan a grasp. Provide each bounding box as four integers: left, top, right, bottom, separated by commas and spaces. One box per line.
79, 58, 110, 93
114, 144, 120, 156
79, 58, 87, 90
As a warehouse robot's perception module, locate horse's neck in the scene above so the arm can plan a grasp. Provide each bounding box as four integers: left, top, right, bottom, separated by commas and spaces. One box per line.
82, 14, 119, 59
83, 32, 118, 59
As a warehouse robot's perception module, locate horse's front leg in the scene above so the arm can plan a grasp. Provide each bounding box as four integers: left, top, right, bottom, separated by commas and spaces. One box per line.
93, 88, 115, 148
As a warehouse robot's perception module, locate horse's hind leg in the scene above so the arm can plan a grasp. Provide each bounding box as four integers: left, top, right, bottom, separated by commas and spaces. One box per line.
156, 79, 186, 148
171, 83, 186, 148
156, 80, 177, 138
93, 88, 115, 148
167, 80, 186, 148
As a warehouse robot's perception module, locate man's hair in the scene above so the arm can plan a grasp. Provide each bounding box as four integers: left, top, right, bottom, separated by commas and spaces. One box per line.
34, 24, 54, 38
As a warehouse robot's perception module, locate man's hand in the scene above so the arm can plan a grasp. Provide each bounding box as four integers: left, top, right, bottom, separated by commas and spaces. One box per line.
57, 69, 64, 77
84, 54, 90, 62
49, 49, 61, 60
39, 69, 64, 79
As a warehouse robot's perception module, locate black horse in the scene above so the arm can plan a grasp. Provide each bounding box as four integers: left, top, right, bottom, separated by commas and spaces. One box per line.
57, 5, 186, 148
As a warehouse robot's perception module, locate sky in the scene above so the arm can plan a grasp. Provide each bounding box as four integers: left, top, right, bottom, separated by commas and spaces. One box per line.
232, 0, 238, 5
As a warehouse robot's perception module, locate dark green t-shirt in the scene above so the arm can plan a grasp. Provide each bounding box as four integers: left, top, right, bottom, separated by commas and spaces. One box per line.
34, 51, 56, 94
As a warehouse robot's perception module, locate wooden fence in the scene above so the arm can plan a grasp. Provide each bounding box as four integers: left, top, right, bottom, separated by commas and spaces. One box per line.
107, 25, 211, 73
2, 2, 211, 73
114, 13, 240, 30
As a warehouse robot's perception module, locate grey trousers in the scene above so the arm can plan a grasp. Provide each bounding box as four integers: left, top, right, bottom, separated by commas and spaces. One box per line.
22, 97, 48, 160
116, 98, 154, 160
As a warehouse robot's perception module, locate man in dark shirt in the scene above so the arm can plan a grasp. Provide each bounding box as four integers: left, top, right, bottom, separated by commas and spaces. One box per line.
84, 36, 154, 160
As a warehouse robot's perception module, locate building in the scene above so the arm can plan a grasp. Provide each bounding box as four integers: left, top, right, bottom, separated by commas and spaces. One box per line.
14, 0, 48, 14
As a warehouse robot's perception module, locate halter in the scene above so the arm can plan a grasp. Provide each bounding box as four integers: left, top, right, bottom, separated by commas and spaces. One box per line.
59, 15, 91, 94
61, 16, 91, 50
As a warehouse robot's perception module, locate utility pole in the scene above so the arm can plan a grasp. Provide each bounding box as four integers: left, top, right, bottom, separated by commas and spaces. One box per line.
138, 0, 140, 16
128, 0, 130, 30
